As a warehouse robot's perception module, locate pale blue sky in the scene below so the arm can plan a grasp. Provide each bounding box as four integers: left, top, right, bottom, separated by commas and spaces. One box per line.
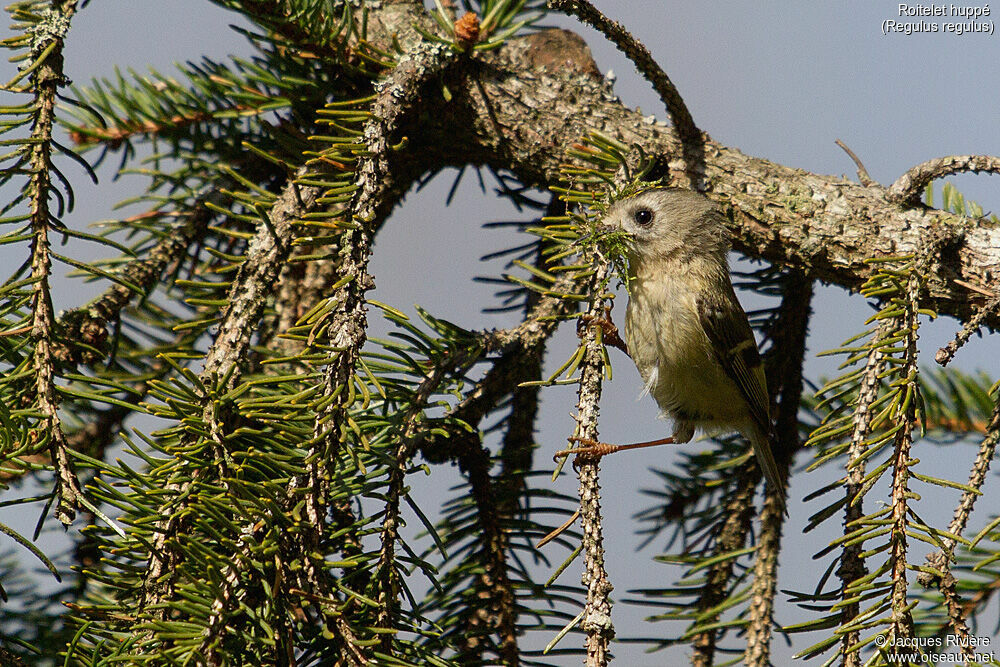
3, 2, 999, 664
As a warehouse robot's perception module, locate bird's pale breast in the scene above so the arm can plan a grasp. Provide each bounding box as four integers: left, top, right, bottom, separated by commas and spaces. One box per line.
624, 269, 750, 432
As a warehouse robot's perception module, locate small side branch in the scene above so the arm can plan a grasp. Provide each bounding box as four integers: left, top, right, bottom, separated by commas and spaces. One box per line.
546, 0, 703, 183
835, 139, 875, 187
918, 399, 1000, 655
887, 154, 1000, 205
935, 290, 1000, 366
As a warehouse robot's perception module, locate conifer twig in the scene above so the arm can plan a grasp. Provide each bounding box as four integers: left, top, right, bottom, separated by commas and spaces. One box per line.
691, 469, 757, 667
918, 399, 1000, 657
58, 195, 220, 336
463, 444, 519, 663
935, 290, 1000, 366
887, 273, 921, 646
313, 41, 461, 657
837, 320, 892, 667
25, 1, 83, 525
565, 258, 615, 667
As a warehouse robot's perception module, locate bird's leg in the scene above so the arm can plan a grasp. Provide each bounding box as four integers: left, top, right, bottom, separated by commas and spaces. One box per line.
577, 304, 629, 355
553, 435, 678, 460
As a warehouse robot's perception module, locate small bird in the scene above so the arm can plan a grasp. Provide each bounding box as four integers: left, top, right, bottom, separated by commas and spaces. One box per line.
565, 187, 786, 509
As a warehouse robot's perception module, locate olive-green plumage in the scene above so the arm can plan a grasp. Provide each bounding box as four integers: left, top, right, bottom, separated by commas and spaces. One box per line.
603, 188, 786, 510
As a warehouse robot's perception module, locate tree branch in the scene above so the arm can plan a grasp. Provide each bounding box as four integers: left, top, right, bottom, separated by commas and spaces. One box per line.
25, 1, 82, 525
691, 468, 757, 667
545, 0, 703, 185
887, 273, 920, 648
917, 399, 1000, 657
887, 154, 1000, 205
420, 30, 1000, 328
837, 320, 892, 667
935, 289, 1000, 366
568, 259, 615, 667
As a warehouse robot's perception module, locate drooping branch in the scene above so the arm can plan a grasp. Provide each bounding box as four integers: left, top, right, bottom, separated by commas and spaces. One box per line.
314, 39, 462, 657
691, 468, 757, 667
745, 272, 814, 666
459, 442, 520, 664
24, 1, 82, 525
887, 274, 920, 647
566, 259, 616, 667
917, 399, 1000, 655
837, 320, 892, 667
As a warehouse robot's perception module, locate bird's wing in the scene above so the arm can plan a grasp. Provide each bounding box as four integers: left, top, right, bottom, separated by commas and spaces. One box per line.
696, 282, 770, 436
698, 283, 787, 508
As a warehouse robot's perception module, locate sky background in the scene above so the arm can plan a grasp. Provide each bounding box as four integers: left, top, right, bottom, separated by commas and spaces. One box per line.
3, 1, 1000, 664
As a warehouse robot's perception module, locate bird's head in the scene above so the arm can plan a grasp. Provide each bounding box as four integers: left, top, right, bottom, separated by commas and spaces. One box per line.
599, 188, 730, 266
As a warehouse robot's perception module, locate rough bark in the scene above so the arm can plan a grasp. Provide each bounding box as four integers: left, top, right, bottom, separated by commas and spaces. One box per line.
405, 28, 999, 328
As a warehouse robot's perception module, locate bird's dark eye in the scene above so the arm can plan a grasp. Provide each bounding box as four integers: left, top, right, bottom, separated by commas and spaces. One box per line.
633, 208, 653, 226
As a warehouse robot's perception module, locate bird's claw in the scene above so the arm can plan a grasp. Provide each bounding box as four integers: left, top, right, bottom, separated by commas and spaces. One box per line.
577, 306, 628, 354
553, 436, 618, 461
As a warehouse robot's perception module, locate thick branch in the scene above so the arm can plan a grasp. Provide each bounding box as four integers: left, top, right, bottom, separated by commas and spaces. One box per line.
423, 30, 1000, 328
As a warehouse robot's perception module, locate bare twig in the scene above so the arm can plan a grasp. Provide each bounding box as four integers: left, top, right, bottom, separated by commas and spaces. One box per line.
887, 154, 1000, 205
835, 139, 875, 187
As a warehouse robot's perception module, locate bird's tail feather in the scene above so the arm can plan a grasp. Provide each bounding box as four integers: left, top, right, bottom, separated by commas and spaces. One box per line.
749, 428, 787, 515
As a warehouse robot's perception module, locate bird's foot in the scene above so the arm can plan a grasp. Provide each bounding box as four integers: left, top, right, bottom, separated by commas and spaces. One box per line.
554, 436, 620, 461
577, 305, 628, 354
554, 435, 678, 461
